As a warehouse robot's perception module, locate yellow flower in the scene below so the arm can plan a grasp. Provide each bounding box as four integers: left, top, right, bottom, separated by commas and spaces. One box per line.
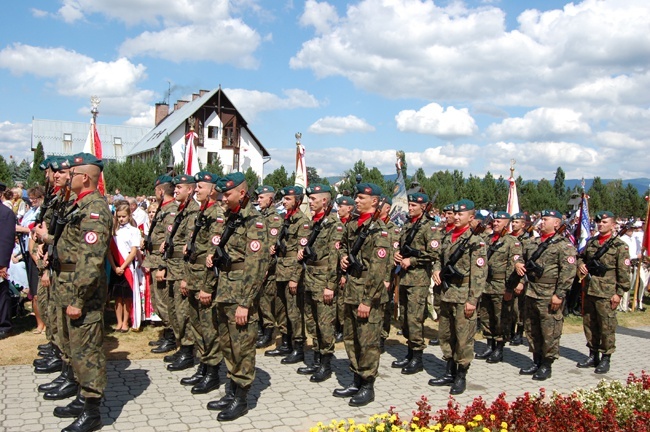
377, 424, 386, 432
453, 426, 466, 432
473, 415, 483, 422
483, 428, 490, 432
309, 428, 319, 432
501, 422, 508, 429
390, 414, 398, 423
467, 422, 477, 428
444, 424, 454, 432
359, 426, 367, 432
490, 415, 496, 421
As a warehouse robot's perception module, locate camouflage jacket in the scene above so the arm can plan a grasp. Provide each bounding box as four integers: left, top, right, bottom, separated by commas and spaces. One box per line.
486, 233, 524, 294
215, 202, 269, 308
303, 213, 340, 294
385, 219, 401, 284
54, 190, 112, 314
524, 236, 576, 299
165, 199, 199, 281
433, 227, 487, 306
142, 199, 178, 270
577, 235, 631, 298
340, 216, 391, 306
184, 202, 224, 293
397, 218, 439, 287
275, 209, 311, 283
262, 206, 282, 276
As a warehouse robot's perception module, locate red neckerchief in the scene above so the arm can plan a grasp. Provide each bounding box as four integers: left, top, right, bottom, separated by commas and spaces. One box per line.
313, 211, 325, 223
451, 225, 470, 243
285, 207, 298, 220
53, 186, 61, 193
357, 212, 373, 227
410, 216, 419, 224
540, 232, 555, 242
445, 224, 455, 233
73, 190, 93, 204
161, 198, 174, 208
598, 232, 612, 245
491, 233, 500, 243
204, 200, 217, 210
511, 230, 522, 237
340, 216, 349, 224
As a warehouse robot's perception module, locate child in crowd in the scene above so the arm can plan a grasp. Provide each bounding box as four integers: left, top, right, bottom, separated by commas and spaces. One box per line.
107, 202, 141, 332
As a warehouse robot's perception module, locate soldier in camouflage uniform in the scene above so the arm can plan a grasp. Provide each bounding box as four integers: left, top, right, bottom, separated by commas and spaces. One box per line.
334, 183, 390, 407
475, 212, 523, 364
510, 213, 533, 346
265, 186, 310, 364
379, 196, 400, 353
163, 175, 198, 372
518, 209, 576, 381
392, 193, 439, 374
576, 211, 630, 374
178, 172, 223, 395
255, 185, 282, 348
295, 184, 339, 382
335, 195, 355, 342
430, 199, 487, 395
206, 173, 268, 421
47, 153, 112, 432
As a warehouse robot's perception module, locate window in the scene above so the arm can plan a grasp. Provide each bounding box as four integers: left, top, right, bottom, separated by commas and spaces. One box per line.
114, 137, 122, 145
208, 126, 219, 139
114, 137, 123, 158
63, 133, 72, 152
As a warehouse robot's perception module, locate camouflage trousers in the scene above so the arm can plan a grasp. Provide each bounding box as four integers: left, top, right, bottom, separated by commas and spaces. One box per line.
217, 302, 258, 389
169, 280, 193, 347
304, 289, 336, 355
39, 276, 59, 346
524, 296, 563, 360
336, 283, 345, 331
344, 303, 384, 380
57, 307, 106, 398
583, 295, 617, 355
398, 285, 430, 351
432, 283, 442, 319
187, 291, 221, 366
513, 291, 526, 326
258, 274, 277, 331
152, 270, 170, 326
479, 293, 513, 342
274, 280, 289, 336
278, 280, 305, 343
439, 301, 477, 368
381, 285, 395, 339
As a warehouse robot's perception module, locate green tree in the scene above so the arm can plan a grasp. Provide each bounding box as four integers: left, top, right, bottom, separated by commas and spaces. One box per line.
13, 159, 31, 184
104, 159, 159, 196
244, 167, 259, 189
553, 167, 567, 211
464, 175, 483, 206
0, 155, 12, 185
494, 175, 509, 211
159, 135, 173, 174
306, 166, 322, 185
263, 166, 291, 191
481, 171, 497, 210
535, 178, 558, 211
27, 142, 46, 187
203, 152, 224, 177
620, 183, 645, 217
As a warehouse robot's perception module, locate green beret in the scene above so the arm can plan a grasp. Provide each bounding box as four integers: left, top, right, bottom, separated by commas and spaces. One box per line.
541, 209, 562, 219
49, 156, 69, 172
336, 196, 355, 206
67, 152, 104, 171
408, 193, 429, 204
218, 172, 246, 192
594, 210, 615, 221
443, 204, 454, 212
154, 175, 173, 187
512, 212, 531, 222
381, 195, 393, 206
475, 211, 486, 221
306, 184, 331, 195
255, 185, 275, 195
354, 183, 382, 197
194, 171, 220, 184
453, 199, 475, 212
39, 157, 52, 171
173, 174, 196, 185
280, 185, 304, 197
493, 211, 511, 220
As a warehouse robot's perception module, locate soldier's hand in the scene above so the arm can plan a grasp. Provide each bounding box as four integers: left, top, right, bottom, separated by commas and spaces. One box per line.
180, 280, 188, 297
289, 280, 298, 295
297, 248, 304, 261
401, 257, 412, 270
324, 288, 334, 304
340, 255, 349, 271
36, 244, 45, 260
206, 255, 213, 268
159, 242, 166, 254
394, 251, 403, 266
515, 262, 526, 276
0, 267, 7, 279
270, 245, 276, 256
432, 270, 441, 286
235, 306, 249, 326
339, 276, 347, 287
578, 264, 589, 275
357, 303, 371, 319
155, 269, 166, 282
464, 302, 476, 319
550, 294, 563, 312
514, 283, 524, 295
610, 293, 621, 310
66, 305, 82, 320
199, 290, 212, 306
41, 272, 50, 288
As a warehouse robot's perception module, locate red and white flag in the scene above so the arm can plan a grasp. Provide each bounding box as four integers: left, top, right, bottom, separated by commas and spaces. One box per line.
507, 175, 519, 216
643, 194, 650, 252
184, 130, 200, 176
83, 117, 106, 195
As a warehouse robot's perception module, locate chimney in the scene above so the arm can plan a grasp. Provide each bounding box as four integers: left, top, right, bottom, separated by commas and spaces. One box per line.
155, 103, 169, 126
175, 100, 189, 111
192, 93, 199, 101
199, 89, 209, 97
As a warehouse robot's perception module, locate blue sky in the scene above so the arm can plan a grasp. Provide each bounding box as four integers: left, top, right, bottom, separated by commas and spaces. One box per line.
1, 0, 649, 181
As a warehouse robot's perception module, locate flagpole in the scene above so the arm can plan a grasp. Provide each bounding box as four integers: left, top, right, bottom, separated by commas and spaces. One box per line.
90, 96, 105, 195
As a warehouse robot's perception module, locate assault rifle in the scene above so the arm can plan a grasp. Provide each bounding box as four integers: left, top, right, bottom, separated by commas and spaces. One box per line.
50, 181, 73, 272
584, 219, 635, 278
184, 193, 212, 263
487, 225, 510, 261
35, 177, 54, 226
211, 191, 251, 277
517, 218, 541, 241
162, 194, 193, 260
143, 191, 163, 253
523, 222, 569, 281
299, 200, 335, 264
440, 215, 493, 289
346, 197, 387, 277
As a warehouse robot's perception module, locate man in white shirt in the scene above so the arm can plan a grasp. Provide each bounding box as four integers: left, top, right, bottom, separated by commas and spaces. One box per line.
128, 197, 149, 232
620, 222, 647, 311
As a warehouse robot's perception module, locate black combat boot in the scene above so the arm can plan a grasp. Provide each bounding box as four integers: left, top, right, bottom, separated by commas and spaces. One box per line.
61, 396, 102, 432
379, 337, 386, 354
256, 327, 274, 349
148, 334, 164, 346
39, 362, 71, 393
519, 353, 541, 375
217, 385, 249, 421
264, 334, 292, 357
44, 367, 78, 400
450, 365, 468, 395
510, 325, 524, 346
207, 380, 236, 411
595, 354, 610, 374
34, 345, 63, 373
181, 362, 207, 386
486, 341, 505, 364
428, 359, 457, 386
38, 341, 54, 351
402, 350, 423, 375
310, 353, 333, 382
475, 338, 494, 360
349, 377, 375, 407
532, 358, 553, 381
577, 350, 600, 368
391, 347, 413, 368
429, 338, 440, 346
191, 364, 221, 394
163, 350, 181, 363
151, 328, 176, 354
297, 351, 321, 375
39, 346, 56, 357
167, 345, 195, 371
53, 390, 86, 418
281, 341, 304, 364
333, 373, 361, 398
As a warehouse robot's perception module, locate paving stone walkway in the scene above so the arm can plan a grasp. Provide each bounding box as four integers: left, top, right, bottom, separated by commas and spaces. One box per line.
2, 326, 649, 432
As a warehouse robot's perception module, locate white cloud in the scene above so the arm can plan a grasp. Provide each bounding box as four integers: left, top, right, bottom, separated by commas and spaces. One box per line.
0, 44, 155, 118
30, 8, 49, 18
0, 121, 34, 163
308, 115, 374, 134
395, 103, 477, 138
125, 107, 155, 127
300, 0, 339, 34
487, 107, 591, 140
224, 88, 320, 120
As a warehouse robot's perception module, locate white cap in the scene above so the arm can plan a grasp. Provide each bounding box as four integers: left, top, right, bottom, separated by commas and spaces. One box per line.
634, 221, 643, 228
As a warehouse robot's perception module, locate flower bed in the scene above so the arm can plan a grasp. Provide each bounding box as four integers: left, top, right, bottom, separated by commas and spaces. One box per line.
311, 371, 650, 432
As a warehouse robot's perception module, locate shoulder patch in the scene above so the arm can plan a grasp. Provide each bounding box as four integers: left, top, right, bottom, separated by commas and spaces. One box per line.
167, 225, 173, 232
513, 255, 520, 262
337, 226, 343, 232
567, 256, 576, 264
381, 231, 388, 237
249, 240, 261, 252
395, 228, 401, 233
256, 221, 264, 229
217, 217, 224, 223
211, 235, 221, 246
270, 228, 278, 236
431, 239, 439, 249
377, 248, 387, 258
514, 242, 520, 246
624, 258, 631, 266
273, 216, 280, 221
479, 242, 486, 247
476, 257, 485, 267
84, 231, 98, 244
335, 241, 341, 250
90, 213, 100, 219
300, 237, 308, 246
303, 223, 310, 229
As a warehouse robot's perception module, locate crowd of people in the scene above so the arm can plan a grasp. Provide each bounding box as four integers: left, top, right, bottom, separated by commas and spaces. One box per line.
0, 153, 648, 432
